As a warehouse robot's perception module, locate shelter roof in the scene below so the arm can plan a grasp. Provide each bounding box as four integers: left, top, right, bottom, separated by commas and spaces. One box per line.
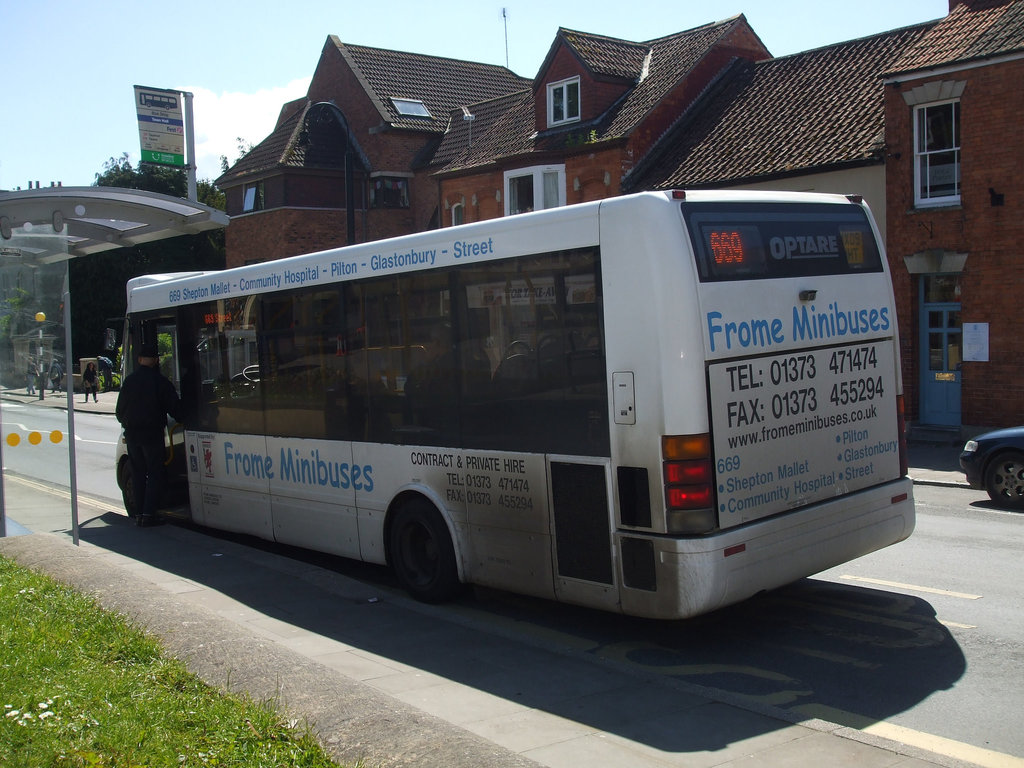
0, 187, 228, 264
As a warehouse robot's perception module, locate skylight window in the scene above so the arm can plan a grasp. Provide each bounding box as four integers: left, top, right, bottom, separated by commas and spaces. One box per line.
391, 97, 432, 118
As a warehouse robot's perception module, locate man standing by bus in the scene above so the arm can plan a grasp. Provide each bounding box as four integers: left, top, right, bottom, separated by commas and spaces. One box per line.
115, 343, 180, 527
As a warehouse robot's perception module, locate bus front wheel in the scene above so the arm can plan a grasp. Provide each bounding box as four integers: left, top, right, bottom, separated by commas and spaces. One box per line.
118, 459, 138, 518
388, 499, 461, 603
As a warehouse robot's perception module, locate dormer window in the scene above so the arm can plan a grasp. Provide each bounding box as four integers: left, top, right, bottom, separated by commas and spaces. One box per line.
391, 97, 432, 118
547, 77, 580, 127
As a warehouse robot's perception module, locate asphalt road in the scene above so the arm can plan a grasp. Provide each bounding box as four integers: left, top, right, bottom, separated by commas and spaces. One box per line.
0, 400, 121, 502
2, 396, 1020, 761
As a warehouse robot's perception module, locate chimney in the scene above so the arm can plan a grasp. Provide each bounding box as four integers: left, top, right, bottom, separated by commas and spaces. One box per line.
949, 0, 1014, 11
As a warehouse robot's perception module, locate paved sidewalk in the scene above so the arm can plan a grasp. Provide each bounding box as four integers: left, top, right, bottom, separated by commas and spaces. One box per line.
2, 484, 994, 768
0, 388, 994, 768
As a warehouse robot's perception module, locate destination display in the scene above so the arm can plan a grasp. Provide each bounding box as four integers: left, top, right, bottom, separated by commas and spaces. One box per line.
707, 339, 900, 527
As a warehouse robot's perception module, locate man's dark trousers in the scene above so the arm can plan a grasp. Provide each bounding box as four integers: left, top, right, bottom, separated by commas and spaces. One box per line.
127, 430, 166, 521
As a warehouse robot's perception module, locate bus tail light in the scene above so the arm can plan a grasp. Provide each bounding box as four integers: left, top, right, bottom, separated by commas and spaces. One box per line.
896, 394, 908, 477
663, 434, 716, 534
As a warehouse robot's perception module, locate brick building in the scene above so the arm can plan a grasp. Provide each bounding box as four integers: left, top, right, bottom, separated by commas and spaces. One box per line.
430, 19, 769, 224
216, 36, 529, 268
218, 2, 1023, 431
881, 0, 1024, 432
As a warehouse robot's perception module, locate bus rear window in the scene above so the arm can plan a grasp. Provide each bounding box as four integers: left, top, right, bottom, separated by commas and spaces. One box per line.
682, 202, 883, 281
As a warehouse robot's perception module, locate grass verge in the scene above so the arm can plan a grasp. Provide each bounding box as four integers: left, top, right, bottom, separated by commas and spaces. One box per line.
0, 554, 344, 767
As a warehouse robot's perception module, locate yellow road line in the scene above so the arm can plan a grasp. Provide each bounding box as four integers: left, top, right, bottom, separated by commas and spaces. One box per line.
864, 721, 1024, 768
841, 574, 981, 600
5, 473, 124, 515
796, 704, 1024, 768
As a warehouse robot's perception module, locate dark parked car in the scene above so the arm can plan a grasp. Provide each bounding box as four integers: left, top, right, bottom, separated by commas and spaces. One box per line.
960, 427, 1024, 509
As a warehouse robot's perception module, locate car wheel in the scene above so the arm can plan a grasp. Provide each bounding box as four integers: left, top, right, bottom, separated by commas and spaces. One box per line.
118, 459, 138, 518
984, 451, 1024, 509
388, 499, 461, 603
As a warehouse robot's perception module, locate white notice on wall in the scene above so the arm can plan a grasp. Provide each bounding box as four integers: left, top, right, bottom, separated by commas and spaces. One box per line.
963, 323, 989, 362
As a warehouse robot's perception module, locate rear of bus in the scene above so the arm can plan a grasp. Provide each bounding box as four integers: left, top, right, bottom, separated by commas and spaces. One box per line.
601, 191, 914, 619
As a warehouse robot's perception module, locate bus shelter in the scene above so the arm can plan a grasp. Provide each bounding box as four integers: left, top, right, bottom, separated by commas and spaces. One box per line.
0, 187, 228, 541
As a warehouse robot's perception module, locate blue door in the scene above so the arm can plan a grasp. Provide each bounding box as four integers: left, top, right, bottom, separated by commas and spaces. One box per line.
919, 276, 961, 426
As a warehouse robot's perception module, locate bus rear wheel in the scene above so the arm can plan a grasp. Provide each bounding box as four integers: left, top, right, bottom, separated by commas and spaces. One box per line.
389, 499, 461, 603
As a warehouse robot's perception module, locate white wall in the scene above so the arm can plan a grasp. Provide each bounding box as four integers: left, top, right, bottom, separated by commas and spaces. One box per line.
724, 165, 887, 245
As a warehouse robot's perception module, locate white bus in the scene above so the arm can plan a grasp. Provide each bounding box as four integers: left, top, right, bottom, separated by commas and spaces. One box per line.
116, 190, 913, 619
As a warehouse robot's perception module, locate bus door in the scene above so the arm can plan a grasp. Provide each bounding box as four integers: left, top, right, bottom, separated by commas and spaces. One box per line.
126, 316, 190, 514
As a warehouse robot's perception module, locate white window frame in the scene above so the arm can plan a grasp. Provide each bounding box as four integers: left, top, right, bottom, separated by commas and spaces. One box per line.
451, 202, 464, 226
242, 181, 264, 213
914, 99, 961, 207
391, 97, 432, 118
546, 77, 580, 127
503, 165, 566, 216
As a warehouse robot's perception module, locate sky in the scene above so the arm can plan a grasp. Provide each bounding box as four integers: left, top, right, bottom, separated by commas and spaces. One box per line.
1, 0, 949, 191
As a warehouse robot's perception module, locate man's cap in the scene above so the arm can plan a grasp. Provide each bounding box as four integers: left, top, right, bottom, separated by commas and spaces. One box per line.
139, 343, 159, 358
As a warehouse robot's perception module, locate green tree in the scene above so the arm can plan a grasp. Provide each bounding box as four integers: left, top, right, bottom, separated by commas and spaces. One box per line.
67, 156, 227, 364
220, 137, 255, 173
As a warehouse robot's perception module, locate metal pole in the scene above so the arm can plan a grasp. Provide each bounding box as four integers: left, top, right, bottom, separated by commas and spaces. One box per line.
63, 288, 80, 545
308, 103, 359, 245
345, 148, 355, 245
184, 91, 197, 202
0, 395, 7, 538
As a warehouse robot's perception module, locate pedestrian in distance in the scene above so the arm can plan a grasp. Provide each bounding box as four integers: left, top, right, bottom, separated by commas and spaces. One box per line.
115, 343, 181, 527
82, 361, 99, 403
97, 356, 114, 390
26, 360, 37, 395
49, 360, 63, 393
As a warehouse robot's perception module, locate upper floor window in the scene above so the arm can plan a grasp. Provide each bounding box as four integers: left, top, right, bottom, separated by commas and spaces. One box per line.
451, 202, 464, 226
547, 77, 580, 127
391, 97, 432, 118
914, 100, 960, 206
504, 166, 565, 216
370, 176, 410, 209
242, 181, 264, 212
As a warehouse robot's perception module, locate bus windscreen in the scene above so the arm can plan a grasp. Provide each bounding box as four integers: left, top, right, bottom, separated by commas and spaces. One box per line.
682, 202, 883, 281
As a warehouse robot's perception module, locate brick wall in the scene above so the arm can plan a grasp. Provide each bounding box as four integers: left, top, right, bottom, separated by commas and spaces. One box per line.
224, 205, 425, 268
886, 58, 1024, 427
221, 38, 443, 264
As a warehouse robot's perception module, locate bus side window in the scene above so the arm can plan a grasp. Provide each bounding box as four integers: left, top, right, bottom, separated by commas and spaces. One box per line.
458, 250, 608, 456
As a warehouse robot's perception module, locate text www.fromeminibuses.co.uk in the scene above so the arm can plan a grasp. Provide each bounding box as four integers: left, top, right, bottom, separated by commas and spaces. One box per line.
726, 404, 878, 449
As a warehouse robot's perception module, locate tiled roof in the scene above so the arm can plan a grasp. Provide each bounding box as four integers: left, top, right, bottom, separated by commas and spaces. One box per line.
432, 17, 750, 174
429, 91, 533, 172
603, 20, 752, 137
339, 42, 530, 132
217, 40, 529, 186
216, 102, 306, 185
557, 28, 650, 80
886, 0, 1024, 76
624, 22, 934, 191
216, 100, 375, 186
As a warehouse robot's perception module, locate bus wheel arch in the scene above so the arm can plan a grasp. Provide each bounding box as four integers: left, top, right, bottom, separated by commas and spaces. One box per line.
385, 493, 464, 603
